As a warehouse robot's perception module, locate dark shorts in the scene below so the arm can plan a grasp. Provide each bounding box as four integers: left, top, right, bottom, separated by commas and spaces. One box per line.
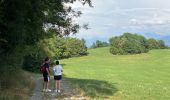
43, 72, 49, 82
44, 76, 49, 82
54, 75, 62, 80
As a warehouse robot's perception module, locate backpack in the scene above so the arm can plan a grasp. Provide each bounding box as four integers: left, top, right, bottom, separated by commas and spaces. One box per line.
40, 63, 46, 73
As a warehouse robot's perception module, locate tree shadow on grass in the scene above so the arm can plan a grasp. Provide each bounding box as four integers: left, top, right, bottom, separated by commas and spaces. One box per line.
65, 77, 118, 99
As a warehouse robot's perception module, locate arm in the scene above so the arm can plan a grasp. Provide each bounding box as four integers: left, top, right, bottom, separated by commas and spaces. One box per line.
46, 64, 50, 75
61, 66, 63, 72
46, 68, 50, 75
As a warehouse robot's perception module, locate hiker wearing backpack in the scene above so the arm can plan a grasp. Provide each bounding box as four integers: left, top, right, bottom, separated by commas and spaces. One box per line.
42, 57, 51, 92
53, 60, 63, 93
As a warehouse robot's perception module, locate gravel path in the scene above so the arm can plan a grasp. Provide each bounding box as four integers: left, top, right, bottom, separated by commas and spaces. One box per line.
30, 74, 86, 100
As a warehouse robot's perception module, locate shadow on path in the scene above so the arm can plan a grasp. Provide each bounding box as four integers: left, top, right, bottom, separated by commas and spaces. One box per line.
30, 74, 85, 100
30, 74, 118, 100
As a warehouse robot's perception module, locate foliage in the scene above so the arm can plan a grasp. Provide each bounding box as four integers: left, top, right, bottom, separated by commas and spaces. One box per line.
0, 0, 91, 71
0, 0, 91, 54
22, 34, 88, 72
109, 33, 167, 55
0, 1, 91, 98
148, 38, 167, 49
90, 40, 109, 48
64, 38, 88, 57
109, 33, 149, 55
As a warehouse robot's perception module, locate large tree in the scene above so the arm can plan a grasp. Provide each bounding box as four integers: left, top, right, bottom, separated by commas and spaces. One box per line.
0, 0, 92, 53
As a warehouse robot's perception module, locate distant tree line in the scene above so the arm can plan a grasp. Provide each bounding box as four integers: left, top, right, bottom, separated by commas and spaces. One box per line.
109, 33, 167, 55
90, 40, 109, 48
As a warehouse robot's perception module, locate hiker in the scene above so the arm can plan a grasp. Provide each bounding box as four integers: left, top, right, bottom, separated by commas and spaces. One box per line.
53, 60, 63, 93
42, 57, 51, 92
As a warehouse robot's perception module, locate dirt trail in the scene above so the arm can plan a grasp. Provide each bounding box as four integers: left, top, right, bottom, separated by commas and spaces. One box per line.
30, 74, 86, 100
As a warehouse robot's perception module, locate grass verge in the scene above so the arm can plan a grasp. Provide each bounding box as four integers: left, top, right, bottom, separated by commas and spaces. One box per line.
0, 68, 34, 100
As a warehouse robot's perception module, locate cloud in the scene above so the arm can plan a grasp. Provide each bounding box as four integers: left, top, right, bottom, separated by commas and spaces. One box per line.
129, 17, 170, 26
70, 0, 170, 46
127, 8, 170, 26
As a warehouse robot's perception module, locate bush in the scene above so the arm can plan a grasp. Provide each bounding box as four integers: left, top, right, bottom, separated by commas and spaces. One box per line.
148, 38, 167, 49
110, 47, 124, 55
109, 33, 167, 55
22, 35, 88, 72
22, 55, 41, 72
109, 33, 149, 55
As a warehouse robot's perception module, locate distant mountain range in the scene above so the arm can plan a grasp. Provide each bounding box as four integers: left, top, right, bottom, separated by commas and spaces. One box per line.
139, 33, 170, 46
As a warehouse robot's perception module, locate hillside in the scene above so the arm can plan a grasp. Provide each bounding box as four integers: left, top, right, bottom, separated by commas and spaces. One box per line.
61, 47, 170, 100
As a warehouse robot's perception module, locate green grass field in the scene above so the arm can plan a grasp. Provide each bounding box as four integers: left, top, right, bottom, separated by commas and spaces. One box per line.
61, 47, 170, 100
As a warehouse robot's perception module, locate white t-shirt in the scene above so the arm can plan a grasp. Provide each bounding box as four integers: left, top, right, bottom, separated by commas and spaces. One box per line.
53, 65, 63, 76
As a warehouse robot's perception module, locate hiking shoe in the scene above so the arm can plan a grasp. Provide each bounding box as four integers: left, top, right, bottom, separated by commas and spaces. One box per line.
42, 89, 46, 92
54, 89, 58, 92
46, 89, 52, 92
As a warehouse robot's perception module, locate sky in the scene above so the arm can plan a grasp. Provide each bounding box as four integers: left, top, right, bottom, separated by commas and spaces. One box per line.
70, 0, 170, 47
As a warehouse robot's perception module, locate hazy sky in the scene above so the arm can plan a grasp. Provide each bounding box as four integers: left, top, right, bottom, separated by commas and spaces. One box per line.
70, 0, 170, 46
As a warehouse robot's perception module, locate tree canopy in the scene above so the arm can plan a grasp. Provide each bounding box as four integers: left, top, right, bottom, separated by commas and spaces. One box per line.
0, 0, 92, 72
109, 33, 167, 55
0, 0, 92, 54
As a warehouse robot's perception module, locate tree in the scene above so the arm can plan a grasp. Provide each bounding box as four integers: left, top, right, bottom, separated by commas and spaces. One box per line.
109, 33, 167, 55
158, 40, 166, 49
109, 33, 149, 55
22, 35, 88, 72
0, 0, 92, 54
148, 38, 160, 49
64, 37, 88, 57
147, 38, 167, 49
0, 0, 92, 73
90, 40, 109, 48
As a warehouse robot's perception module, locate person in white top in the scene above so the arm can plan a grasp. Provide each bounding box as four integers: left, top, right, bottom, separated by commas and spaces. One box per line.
53, 60, 63, 93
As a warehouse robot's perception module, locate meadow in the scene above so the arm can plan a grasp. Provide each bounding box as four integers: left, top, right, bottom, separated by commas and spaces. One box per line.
61, 47, 170, 100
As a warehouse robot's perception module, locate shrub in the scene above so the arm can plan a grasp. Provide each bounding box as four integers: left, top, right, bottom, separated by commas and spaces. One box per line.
109, 33, 149, 55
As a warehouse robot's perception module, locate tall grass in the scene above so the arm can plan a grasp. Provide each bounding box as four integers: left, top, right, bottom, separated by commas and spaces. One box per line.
0, 68, 34, 100
0, 46, 35, 100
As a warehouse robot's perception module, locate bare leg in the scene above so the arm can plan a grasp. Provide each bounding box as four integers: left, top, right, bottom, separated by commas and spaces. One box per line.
44, 82, 47, 89
46, 76, 50, 89
57, 80, 61, 90
46, 82, 49, 89
55, 80, 57, 90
